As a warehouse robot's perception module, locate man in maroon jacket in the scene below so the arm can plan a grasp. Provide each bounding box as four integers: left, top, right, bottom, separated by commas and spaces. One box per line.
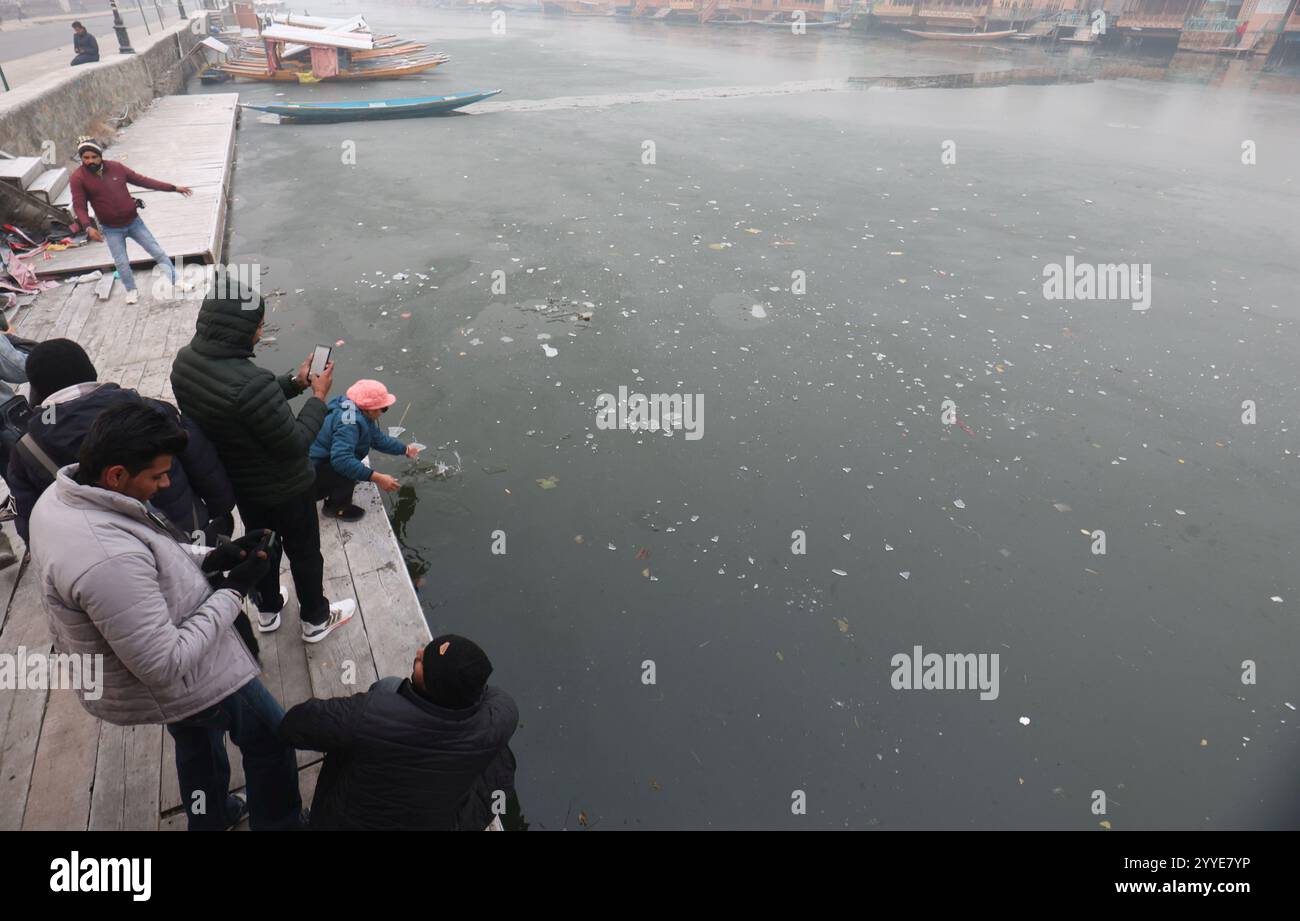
69, 137, 194, 305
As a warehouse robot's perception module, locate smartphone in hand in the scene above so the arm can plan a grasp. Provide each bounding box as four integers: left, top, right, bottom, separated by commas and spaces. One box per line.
309, 345, 332, 378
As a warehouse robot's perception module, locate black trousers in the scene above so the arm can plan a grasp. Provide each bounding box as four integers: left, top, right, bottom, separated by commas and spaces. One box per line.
314, 460, 357, 508
238, 487, 329, 625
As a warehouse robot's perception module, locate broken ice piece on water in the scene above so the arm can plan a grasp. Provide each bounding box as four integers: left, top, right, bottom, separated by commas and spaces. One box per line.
542, 344, 558, 358
953, 499, 966, 509
387, 426, 406, 437
408, 442, 427, 453
899, 571, 910, 580
750, 304, 767, 319
832, 569, 847, 577
1270, 596, 1284, 603
608, 542, 617, 551
1019, 717, 1031, 726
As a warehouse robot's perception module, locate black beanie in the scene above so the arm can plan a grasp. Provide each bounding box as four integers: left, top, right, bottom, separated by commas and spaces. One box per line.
420, 634, 492, 710
27, 338, 98, 406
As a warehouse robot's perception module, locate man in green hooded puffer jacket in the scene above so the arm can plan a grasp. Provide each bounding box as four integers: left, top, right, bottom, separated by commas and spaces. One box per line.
171, 284, 355, 644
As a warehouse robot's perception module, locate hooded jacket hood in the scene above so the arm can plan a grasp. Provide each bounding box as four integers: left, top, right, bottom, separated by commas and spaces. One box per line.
190, 288, 265, 360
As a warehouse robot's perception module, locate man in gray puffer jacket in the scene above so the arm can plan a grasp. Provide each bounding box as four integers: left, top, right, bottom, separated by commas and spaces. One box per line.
31, 403, 302, 831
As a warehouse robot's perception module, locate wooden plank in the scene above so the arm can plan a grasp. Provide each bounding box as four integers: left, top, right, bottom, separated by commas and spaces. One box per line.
60, 282, 100, 345
88, 721, 127, 831
21, 687, 98, 830
304, 518, 379, 702
0, 567, 50, 831
337, 483, 430, 680
124, 724, 162, 831
258, 563, 325, 768
10, 283, 74, 342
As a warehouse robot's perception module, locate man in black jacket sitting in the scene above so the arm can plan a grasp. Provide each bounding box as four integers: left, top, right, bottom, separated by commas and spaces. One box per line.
279, 635, 519, 830
70, 22, 100, 67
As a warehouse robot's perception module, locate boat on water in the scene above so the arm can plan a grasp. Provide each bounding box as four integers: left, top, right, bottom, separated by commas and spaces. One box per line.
241, 89, 503, 123
218, 15, 450, 82
752, 12, 848, 28
902, 28, 1019, 41
541, 0, 617, 15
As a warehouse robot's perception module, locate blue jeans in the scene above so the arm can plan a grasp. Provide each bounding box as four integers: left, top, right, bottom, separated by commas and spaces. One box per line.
166, 678, 302, 831
102, 216, 175, 292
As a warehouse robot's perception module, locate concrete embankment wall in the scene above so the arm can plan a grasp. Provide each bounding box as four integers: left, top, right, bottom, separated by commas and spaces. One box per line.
0, 16, 207, 166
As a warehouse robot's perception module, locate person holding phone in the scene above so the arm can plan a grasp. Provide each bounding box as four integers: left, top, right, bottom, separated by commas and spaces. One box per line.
308, 379, 420, 521
171, 284, 356, 645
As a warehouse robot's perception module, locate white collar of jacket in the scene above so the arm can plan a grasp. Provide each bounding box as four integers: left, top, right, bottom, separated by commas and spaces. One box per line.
43, 381, 108, 407
54, 463, 163, 530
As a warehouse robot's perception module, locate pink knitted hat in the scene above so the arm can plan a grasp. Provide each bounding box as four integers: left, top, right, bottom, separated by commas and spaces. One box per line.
345, 379, 397, 411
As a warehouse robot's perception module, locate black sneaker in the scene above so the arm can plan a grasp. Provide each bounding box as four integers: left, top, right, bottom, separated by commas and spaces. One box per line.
224, 793, 249, 831
323, 503, 365, 522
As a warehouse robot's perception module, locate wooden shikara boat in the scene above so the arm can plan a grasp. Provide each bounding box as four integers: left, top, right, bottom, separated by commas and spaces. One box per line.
241, 89, 502, 123
541, 0, 616, 15
219, 51, 450, 82
753, 13, 848, 28
902, 28, 1018, 41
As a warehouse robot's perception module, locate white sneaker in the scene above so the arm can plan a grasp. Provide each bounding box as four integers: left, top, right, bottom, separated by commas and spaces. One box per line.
124, 290, 139, 305
256, 586, 290, 634
301, 599, 356, 644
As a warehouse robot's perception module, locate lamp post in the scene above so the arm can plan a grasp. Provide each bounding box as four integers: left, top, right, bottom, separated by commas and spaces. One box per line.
110, 0, 136, 53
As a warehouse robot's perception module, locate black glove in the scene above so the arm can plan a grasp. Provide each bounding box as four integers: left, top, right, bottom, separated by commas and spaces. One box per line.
232, 612, 262, 666
213, 545, 271, 596
204, 511, 236, 546
201, 530, 271, 574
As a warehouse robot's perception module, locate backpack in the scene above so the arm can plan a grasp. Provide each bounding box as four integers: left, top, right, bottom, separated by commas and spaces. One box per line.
0, 392, 33, 479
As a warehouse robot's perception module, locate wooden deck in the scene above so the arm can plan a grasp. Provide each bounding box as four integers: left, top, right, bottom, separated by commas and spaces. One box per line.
0, 269, 431, 831
34, 94, 240, 278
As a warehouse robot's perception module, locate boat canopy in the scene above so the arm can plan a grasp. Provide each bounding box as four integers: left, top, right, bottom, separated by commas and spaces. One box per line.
260, 24, 376, 50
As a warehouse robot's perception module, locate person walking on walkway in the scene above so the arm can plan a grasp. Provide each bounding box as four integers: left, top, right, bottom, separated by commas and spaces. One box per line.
68, 137, 193, 304
309, 379, 420, 522
70, 22, 99, 66
279, 635, 518, 830
171, 284, 356, 644
29, 402, 303, 831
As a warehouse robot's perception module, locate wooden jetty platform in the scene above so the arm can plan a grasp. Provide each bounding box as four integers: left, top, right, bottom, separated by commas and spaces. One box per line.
0, 253, 430, 831
34, 94, 240, 278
